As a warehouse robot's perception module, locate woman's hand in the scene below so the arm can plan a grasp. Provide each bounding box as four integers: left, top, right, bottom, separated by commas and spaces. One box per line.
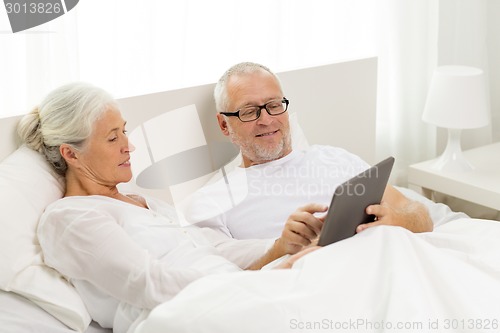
275, 246, 321, 269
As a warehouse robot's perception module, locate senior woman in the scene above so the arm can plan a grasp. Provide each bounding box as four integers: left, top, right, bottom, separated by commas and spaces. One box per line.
17, 82, 317, 333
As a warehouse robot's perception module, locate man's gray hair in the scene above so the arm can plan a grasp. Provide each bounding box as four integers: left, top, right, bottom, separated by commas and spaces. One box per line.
213, 62, 283, 113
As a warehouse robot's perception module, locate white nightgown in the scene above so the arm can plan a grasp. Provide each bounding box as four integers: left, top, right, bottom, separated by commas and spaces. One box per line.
37, 195, 272, 333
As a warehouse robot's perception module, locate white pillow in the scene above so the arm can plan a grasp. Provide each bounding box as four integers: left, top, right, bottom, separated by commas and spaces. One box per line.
289, 111, 309, 151
0, 145, 91, 332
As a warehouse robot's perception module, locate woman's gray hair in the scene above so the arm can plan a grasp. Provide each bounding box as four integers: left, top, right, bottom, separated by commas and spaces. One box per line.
17, 82, 116, 175
213, 62, 283, 113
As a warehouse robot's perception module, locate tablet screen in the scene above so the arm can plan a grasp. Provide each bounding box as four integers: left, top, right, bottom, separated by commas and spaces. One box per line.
317, 156, 395, 246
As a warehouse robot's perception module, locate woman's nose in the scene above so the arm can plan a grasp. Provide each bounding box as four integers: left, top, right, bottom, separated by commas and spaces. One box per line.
124, 141, 135, 153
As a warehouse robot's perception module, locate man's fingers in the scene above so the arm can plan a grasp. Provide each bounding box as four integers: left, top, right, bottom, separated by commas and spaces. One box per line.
282, 225, 313, 247
366, 203, 385, 217
289, 211, 324, 235
286, 219, 318, 241
356, 220, 382, 233
298, 203, 328, 214
281, 203, 329, 253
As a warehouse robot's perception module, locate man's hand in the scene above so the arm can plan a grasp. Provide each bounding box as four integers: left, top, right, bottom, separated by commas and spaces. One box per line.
356, 185, 433, 233
247, 203, 327, 270
277, 203, 327, 254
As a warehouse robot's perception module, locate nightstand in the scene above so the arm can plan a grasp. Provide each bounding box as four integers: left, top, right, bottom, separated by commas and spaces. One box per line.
408, 142, 500, 211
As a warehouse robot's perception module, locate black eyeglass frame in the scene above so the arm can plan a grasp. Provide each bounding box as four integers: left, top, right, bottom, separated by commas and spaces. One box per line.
219, 97, 289, 122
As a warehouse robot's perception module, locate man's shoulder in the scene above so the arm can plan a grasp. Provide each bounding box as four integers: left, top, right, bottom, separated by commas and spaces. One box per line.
301, 144, 369, 168
305, 144, 360, 158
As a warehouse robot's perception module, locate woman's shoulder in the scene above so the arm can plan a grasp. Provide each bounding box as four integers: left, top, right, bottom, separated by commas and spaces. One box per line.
44, 195, 106, 209
41, 196, 123, 225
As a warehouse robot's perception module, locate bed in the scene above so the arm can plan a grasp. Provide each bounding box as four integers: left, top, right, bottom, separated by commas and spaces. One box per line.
1, 57, 500, 333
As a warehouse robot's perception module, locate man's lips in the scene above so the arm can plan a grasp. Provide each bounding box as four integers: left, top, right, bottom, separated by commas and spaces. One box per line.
256, 130, 279, 137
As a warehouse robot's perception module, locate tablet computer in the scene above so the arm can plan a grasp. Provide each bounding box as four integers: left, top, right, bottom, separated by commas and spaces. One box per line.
317, 156, 395, 246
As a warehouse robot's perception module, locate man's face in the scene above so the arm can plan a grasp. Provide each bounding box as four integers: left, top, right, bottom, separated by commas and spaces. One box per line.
217, 70, 292, 167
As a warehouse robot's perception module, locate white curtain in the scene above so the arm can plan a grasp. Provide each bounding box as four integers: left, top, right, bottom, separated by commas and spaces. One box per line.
75, 0, 377, 98
375, 0, 439, 185
376, 0, 498, 186
0, 9, 79, 117
0, 0, 377, 118
1, 0, 498, 187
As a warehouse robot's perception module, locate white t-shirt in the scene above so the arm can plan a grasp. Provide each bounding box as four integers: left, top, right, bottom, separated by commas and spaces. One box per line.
37, 195, 272, 333
183, 145, 369, 239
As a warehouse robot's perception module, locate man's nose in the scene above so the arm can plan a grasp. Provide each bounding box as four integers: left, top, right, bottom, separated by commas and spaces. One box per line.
256, 107, 273, 124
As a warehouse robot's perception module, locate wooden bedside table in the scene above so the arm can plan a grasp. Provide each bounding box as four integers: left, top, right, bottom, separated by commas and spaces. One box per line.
408, 142, 500, 211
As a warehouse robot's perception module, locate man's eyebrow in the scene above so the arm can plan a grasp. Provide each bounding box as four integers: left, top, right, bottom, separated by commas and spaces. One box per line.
240, 98, 281, 108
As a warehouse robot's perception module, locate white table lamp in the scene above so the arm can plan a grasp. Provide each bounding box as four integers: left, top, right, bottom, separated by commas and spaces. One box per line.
422, 65, 490, 172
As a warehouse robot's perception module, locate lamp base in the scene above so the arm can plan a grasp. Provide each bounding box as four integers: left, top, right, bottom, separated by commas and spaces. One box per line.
430, 128, 475, 172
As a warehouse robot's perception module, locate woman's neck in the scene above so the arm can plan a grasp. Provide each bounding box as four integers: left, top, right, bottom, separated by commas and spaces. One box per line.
63, 170, 147, 208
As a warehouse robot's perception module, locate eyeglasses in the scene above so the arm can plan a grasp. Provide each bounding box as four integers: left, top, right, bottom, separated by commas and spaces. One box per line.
220, 98, 289, 122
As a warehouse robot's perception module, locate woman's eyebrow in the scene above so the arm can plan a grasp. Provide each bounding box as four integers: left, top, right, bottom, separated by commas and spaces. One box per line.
106, 121, 127, 135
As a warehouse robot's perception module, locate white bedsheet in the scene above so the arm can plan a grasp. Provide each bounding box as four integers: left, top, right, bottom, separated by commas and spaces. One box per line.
135, 218, 500, 333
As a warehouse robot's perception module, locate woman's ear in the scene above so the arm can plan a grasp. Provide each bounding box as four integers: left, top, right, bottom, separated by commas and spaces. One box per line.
59, 144, 78, 166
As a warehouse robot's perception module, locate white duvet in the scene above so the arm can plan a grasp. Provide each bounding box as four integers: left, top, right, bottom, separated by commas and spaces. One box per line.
135, 219, 500, 333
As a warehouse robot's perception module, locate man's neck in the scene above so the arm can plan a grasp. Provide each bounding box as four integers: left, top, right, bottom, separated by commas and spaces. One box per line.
241, 149, 294, 168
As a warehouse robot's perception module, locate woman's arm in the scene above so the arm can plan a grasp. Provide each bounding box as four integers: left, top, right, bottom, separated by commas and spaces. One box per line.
38, 205, 218, 310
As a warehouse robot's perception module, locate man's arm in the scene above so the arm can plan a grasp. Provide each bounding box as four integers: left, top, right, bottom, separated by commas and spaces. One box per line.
357, 185, 433, 233
247, 185, 434, 270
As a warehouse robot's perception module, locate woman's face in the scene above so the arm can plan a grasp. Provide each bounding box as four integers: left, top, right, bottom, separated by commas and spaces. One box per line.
75, 107, 134, 187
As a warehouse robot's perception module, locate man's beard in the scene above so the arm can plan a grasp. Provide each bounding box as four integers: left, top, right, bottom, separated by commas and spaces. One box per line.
227, 123, 292, 165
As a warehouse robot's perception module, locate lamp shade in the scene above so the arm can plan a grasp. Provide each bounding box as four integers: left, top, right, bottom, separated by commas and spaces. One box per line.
422, 65, 490, 129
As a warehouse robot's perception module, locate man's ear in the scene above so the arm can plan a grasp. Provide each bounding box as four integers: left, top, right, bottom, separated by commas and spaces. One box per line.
217, 114, 230, 136
59, 144, 79, 166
